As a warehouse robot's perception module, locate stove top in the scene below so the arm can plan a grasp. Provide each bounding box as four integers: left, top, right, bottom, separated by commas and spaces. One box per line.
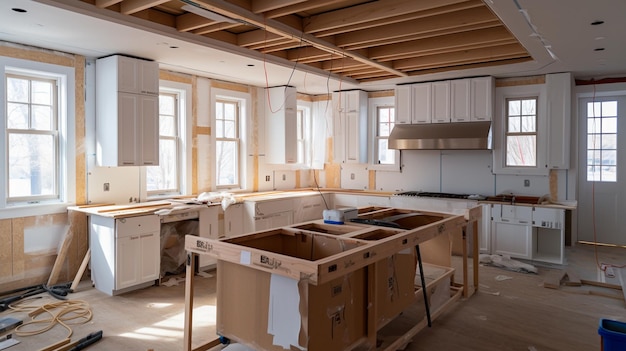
395, 191, 485, 200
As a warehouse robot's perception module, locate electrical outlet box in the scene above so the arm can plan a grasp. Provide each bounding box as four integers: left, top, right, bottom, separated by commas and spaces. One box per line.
524, 179, 530, 187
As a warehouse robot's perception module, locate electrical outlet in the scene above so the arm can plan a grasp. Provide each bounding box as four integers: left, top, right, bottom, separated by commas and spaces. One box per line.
282, 174, 286, 181
524, 179, 530, 187
265, 175, 270, 182
103, 183, 110, 191
350, 173, 355, 180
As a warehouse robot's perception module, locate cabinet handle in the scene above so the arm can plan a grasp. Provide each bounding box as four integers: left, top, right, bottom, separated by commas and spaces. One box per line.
519, 220, 528, 224
140, 233, 153, 238
143, 162, 154, 165
501, 218, 509, 222
229, 222, 231, 232
130, 236, 139, 240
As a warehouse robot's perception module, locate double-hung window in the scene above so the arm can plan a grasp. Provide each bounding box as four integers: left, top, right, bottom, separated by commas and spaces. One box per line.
505, 97, 537, 167
215, 99, 240, 188
1, 57, 75, 215
369, 96, 398, 170
146, 92, 180, 195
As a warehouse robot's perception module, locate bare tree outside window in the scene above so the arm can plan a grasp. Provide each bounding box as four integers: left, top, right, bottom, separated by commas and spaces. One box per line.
505, 98, 537, 167
587, 101, 617, 182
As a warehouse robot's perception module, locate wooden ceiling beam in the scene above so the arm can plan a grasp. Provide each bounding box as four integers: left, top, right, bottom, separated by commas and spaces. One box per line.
333, 5, 497, 48
404, 57, 533, 77
304, 0, 472, 35
263, 0, 346, 19
369, 27, 518, 61
238, 30, 285, 47
393, 43, 529, 70
247, 38, 298, 50
377, 39, 519, 62
321, 58, 367, 71
176, 13, 214, 32
259, 41, 305, 53
191, 22, 241, 35
95, 0, 122, 8
120, 0, 169, 15
251, 0, 307, 14
191, 0, 407, 77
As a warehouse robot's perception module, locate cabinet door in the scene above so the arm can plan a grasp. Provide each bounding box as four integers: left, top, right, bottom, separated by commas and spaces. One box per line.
116, 234, 141, 290
139, 94, 159, 166
224, 203, 244, 237
118, 92, 139, 166
546, 73, 571, 169
395, 86, 412, 124
139, 232, 160, 282
346, 112, 360, 163
199, 206, 220, 267
451, 79, 471, 122
139, 60, 159, 96
470, 77, 493, 121
332, 108, 346, 163
117, 56, 140, 94
491, 221, 532, 259
431, 81, 450, 123
412, 83, 431, 123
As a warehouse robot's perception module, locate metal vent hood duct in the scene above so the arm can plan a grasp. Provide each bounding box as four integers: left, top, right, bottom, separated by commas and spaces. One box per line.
388, 121, 492, 150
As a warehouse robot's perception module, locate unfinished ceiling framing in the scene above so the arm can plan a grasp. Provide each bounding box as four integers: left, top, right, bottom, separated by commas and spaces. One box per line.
84, 0, 532, 83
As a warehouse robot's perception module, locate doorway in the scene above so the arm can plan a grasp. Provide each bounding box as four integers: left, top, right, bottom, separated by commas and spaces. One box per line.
577, 95, 626, 245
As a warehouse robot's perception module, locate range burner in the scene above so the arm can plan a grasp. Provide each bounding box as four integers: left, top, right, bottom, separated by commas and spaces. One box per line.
395, 191, 481, 200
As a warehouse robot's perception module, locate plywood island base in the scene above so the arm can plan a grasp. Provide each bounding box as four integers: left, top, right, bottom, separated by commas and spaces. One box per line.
183, 206, 481, 351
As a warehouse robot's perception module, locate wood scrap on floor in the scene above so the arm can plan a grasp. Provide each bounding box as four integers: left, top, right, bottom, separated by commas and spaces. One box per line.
544, 269, 625, 303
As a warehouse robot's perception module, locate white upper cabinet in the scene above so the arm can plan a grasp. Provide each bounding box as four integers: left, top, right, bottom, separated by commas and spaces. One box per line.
451, 77, 494, 122
265, 86, 297, 164
546, 72, 572, 169
431, 81, 451, 123
470, 76, 494, 121
333, 90, 368, 163
450, 79, 471, 122
96, 55, 159, 167
396, 77, 493, 124
394, 85, 412, 124
412, 83, 432, 124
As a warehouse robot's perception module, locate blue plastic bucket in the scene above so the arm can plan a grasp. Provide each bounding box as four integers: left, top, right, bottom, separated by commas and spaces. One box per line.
598, 319, 626, 351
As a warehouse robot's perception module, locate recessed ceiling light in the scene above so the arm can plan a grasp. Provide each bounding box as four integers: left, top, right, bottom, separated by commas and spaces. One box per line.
11, 8, 27, 13
591, 20, 604, 25
594, 48, 605, 51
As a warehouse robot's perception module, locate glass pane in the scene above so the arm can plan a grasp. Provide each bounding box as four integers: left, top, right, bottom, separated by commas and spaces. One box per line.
521, 116, 536, 132
7, 77, 29, 103
602, 134, 617, 150
31, 80, 53, 105
378, 139, 394, 165
587, 102, 601, 118
602, 101, 617, 117
216, 120, 224, 138
588, 118, 601, 133
521, 99, 536, 115
587, 134, 601, 150
7, 103, 28, 129
602, 117, 617, 133
8, 133, 55, 197
506, 135, 536, 166
32, 105, 53, 130
297, 140, 304, 164
216, 141, 238, 186
146, 139, 178, 191
223, 120, 236, 138
587, 165, 601, 181
379, 122, 392, 137
160, 115, 176, 136
587, 150, 601, 166
508, 117, 520, 133
159, 95, 175, 115
224, 103, 236, 120
508, 100, 520, 116
216, 102, 223, 120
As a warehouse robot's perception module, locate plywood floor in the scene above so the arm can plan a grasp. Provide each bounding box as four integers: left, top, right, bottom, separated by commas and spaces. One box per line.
2, 244, 625, 351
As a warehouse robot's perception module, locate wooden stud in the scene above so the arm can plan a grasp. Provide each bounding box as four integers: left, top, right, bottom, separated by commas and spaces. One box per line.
184, 253, 196, 351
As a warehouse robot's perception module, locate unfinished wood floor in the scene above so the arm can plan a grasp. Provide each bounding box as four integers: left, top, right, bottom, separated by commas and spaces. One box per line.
3, 244, 625, 351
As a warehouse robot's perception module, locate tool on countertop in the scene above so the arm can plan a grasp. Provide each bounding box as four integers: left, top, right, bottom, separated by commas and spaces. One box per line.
0, 334, 20, 350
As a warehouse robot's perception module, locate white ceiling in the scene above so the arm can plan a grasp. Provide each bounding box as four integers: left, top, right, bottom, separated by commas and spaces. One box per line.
1, 0, 625, 94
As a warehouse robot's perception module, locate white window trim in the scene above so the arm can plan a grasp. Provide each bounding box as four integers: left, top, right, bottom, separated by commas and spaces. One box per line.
369, 96, 399, 171
141, 80, 192, 200
210, 87, 250, 191
0, 57, 75, 219
492, 84, 548, 175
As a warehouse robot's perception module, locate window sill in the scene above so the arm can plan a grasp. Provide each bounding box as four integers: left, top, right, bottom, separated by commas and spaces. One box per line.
0, 202, 71, 220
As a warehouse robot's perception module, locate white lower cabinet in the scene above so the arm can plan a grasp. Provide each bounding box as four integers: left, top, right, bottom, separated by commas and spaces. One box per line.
490, 204, 566, 264
222, 203, 244, 238
244, 199, 294, 233
198, 206, 219, 268
90, 214, 160, 295
293, 194, 331, 223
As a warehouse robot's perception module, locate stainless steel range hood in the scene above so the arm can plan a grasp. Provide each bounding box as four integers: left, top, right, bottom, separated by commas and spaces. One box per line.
388, 121, 492, 150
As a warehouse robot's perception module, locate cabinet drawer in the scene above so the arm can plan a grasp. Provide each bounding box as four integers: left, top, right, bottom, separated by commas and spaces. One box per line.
116, 215, 160, 238
253, 199, 294, 217
500, 205, 532, 224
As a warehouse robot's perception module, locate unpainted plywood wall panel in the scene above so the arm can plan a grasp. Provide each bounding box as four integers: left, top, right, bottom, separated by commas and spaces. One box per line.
75, 55, 87, 204
11, 218, 25, 278
0, 219, 11, 279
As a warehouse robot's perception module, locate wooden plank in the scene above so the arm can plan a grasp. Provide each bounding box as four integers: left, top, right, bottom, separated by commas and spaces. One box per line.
617, 268, 626, 306
563, 270, 582, 286
47, 223, 74, 286
74, 55, 87, 205
70, 249, 90, 292
544, 270, 566, 289
0, 219, 12, 279
183, 253, 196, 351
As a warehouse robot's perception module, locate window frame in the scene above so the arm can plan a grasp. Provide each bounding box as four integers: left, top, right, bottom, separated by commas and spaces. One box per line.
493, 84, 548, 175
586, 100, 618, 182
0, 57, 75, 218
504, 96, 538, 168
369, 96, 399, 171
210, 87, 249, 191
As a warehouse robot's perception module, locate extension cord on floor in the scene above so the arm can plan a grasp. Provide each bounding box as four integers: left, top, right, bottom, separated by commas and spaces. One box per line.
601, 263, 616, 278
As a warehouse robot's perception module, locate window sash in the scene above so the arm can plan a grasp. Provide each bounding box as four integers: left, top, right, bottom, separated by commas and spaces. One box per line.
215, 99, 241, 188
147, 92, 181, 195
505, 97, 537, 167
6, 73, 60, 203
375, 106, 395, 165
